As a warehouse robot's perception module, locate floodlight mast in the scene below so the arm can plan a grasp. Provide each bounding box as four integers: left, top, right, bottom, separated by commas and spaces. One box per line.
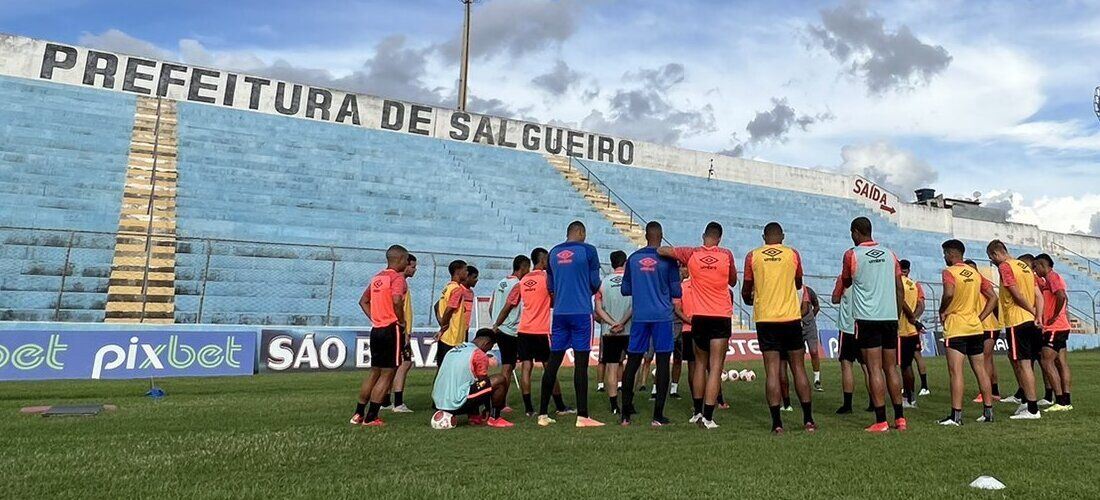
457, 0, 479, 112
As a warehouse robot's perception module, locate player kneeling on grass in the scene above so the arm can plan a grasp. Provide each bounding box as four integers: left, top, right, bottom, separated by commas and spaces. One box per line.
938, 240, 997, 425
432, 329, 512, 428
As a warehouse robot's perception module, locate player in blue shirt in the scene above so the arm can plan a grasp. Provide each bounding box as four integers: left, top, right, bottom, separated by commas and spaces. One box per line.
620, 221, 682, 426
540, 220, 604, 427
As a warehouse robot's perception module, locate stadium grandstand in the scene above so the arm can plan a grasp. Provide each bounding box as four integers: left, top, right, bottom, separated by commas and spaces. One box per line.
1, 33, 1098, 338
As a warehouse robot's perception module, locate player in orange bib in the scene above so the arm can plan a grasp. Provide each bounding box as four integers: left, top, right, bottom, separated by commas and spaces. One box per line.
937, 240, 997, 425
351, 244, 410, 427
1032, 254, 1073, 411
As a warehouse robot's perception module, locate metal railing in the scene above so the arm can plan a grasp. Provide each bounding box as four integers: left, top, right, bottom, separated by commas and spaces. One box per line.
1051, 241, 1099, 277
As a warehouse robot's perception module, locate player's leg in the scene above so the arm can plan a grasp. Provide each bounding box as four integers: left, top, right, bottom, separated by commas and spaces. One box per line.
354, 369, 382, 423
779, 357, 791, 410
520, 360, 534, 415
763, 349, 783, 431
671, 336, 683, 398
941, 343, 966, 425
881, 332, 905, 425
787, 348, 815, 429
980, 333, 999, 402
1008, 326, 1040, 418
967, 342, 994, 423
596, 360, 606, 392
862, 346, 887, 426
1040, 334, 1067, 410
649, 321, 675, 424
900, 337, 916, 406
1056, 343, 1072, 408
690, 336, 707, 422
606, 359, 621, 414
538, 351, 565, 424
699, 337, 726, 427
838, 359, 854, 414
391, 355, 413, 411
620, 324, 649, 423
915, 349, 930, 395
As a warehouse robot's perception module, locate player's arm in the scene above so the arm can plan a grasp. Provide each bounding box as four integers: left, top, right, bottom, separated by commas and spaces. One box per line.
1047, 286, 1067, 327
1033, 285, 1044, 326
999, 263, 1036, 317
810, 288, 820, 316
979, 280, 997, 321
830, 277, 844, 304
938, 270, 955, 324
594, 289, 616, 326
674, 299, 689, 324
588, 245, 602, 294
727, 249, 738, 288
914, 285, 926, 318
896, 275, 915, 324
359, 289, 372, 320
792, 249, 804, 290
800, 290, 811, 317
493, 285, 520, 332
393, 294, 406, 330
840, 249, 855, 289
740, 252, 754, 306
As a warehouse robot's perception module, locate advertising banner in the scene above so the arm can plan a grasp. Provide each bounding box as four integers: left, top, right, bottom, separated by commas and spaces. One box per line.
0, 330, 255, 381
261, 328, 466, 372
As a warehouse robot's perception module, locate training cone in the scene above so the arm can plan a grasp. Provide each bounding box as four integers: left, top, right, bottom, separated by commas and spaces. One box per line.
968, 476, 1005, 490
146, 387, 166, 399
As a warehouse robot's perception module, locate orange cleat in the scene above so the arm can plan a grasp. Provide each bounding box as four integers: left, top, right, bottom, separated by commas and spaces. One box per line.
487, 417, 514, 428
804, 422, 817, 433
864, 421, 890, 433
349, 414, 363, 425
468, 415, 487, 426
575, 416, 606, 428
895, 417, 908, 431
362, 418, 385, 427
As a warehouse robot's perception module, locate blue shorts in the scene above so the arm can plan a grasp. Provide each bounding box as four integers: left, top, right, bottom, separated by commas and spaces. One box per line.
629, 321, 674, 354
551, 314, 592, 352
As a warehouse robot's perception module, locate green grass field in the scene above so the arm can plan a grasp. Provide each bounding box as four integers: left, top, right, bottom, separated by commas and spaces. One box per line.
1, 353, 1097, 499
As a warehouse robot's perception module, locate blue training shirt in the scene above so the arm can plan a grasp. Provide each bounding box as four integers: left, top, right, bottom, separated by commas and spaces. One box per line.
621, 247, 682, 323
547, 241, 601, 316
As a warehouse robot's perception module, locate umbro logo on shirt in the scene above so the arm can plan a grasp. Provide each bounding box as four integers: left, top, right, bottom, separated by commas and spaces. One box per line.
557, 250, 575, 264
523, 279, 538, 288
373, 280, 384, 288
865, 249, 885, 259
699, 255, 719, 265
761, 248, 783, 257
960, 269, 974, 278
611, 276, 623, 284
640, 257, 659, 271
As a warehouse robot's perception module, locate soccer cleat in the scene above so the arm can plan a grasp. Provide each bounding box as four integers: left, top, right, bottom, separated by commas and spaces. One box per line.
902, 400, 917, 409
972, 393, 984, 403
350, 414, 364, 425
381, 404, 394, 411
670, 391, 682, 400
1038, 399, 1053, 407
537, 415, 556, 427
835, 406, 852, 415
688, 413, 703, 424
392, 404, 413, 413
1009, 410, 1041, 420
468, 415, 487, 426
576, 416, 605, 428
780, 405, 794, 412
1046, 404, 1069, 412
525, 411, 537, 418
487, 417, 514, 428
814, 381, 824, 392
611, 408, 620, 415
701, 419, 720, 430
718, 402, 731, 410
864, 422, 890, 433
1000, 395, 1021, 404
772, 426, 785, 435
556, 406, 577, 415
938, 416, 961, 426
1013, 404, 1028, 416
804, 422, 817, 433
895, 417, 908, 431
651, 416, 671, 427
362, 418, 385, 427
975, 414, 993, 423
596, 384, 605, 393
918, 388, 931, 396
620, 416, 632, 427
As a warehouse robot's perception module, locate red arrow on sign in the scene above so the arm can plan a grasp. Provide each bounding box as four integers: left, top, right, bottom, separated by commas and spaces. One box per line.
880, 204, 896, 214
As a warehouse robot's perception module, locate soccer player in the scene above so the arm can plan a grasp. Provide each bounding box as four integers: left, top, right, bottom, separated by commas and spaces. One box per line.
436, 260, 470, 364
386, 253, 418, 413
898, 259, 925, 407
493, 248, 571, 417
840, 217, 914, 432
831, 275, 868, 414
743, 222, 815, 433
966, 259, 1001, 403
1032, 254, 1073, 411
676, 267, 699, 410
542, 221, 604, 427
800, 285, 824, 392
432, 329, 512, 428
659, 221, 738, 429
620, 222, 682, 426
595, 250, 632, 415
351, 244, 409, 427
488, 255, 531, 417
938, 240, 997, 425
986, 240, 1042, 419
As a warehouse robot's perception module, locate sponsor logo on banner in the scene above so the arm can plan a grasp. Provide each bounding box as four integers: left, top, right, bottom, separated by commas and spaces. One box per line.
565, 329, 762, 366
821, 329, 939, 359
261, 329, 468, 372
0, 330, 254, 381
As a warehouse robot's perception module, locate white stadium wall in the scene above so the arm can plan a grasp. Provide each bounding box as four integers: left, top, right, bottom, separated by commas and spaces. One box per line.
1, 32, 1099, 258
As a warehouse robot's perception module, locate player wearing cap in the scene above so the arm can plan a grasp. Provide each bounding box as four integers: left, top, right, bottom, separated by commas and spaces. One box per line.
488, 254, 531, 416
432, 329, 512, 428
620, 222, 681, 427
897, 259, 925, 408
743, 222, 815, 434
595, 250, 632, 415
1032, 254, 1073, 412
986, 240, 1042, 419
938, 240, 997, 425
351, 245, 410, 427
658, 221, 738, 429
840, 217, 914, 433
542, 221, 604, 428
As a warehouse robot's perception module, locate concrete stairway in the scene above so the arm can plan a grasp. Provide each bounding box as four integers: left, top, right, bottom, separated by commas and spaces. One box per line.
546, 155, 646, 248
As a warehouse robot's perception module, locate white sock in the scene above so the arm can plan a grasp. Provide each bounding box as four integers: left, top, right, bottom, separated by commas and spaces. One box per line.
671, 383, 679, 393
814, 371, 821, 382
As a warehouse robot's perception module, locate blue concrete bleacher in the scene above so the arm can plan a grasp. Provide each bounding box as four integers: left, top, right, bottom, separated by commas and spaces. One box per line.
0, 77, 134, 322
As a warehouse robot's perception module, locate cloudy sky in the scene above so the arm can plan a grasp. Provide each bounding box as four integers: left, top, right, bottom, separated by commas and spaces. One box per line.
5, 0, 1100, 234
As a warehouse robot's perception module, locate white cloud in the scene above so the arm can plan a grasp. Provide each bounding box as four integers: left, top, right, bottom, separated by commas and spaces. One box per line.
78, 29, 174, 60
981, 190, 1100, 234
1000, 120, 1100, 152
835, 140, 937, 200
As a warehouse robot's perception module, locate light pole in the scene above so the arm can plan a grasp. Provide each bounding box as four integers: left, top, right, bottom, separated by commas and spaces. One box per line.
457, 0, 478, 111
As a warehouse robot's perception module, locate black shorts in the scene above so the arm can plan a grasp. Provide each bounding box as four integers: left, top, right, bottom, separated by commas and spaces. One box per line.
435, 341, 455, 365
1043, 330, 1070, 351
756, 320, 804, 352
517, 334, 551, 363
691, 316, 732, 352
600, 335, 628, 363
457, 378, 493, 415
838, 333, 862, 364
497, 334, 518, 366
945, 334, 985, 356
680, 332, 696, 362
370, 324, 401, 369
985, 330, 1000, 341
855, 319, 899, 351
400, 334, 413, 362
899, 335, 920, 369
1006, 322, 1042, 362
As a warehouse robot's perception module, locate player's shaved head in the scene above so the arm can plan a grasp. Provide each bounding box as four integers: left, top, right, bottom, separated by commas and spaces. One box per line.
899, 259, 911, 271
763, 222, 783, 244
512, 254, 531, 273
645, 221, 663, 246
531, 247, 549, 268
567, 220, 586, 241
473, 328, 497, 351
703, 221, 723, 244
610, 250, 627, 269
986, 239, 1009, 265
386, 244, 409, 271
942, 239, 965, 266
448, 259, 467, 277
1035, 253, 1054, 268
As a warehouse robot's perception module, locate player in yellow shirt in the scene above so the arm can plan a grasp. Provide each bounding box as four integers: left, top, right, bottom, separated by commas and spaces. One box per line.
965, 259, 1002, 404
986, 240, 1042, 419
436, 260, 470, 363
938, 240, 997, 425
742, 223, 815, 434
897, 259, 925, 408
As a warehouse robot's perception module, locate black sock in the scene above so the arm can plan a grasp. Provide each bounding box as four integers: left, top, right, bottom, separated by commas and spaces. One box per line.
1027, 400, 1039, 414
1014, 387, 1025, 399
874, 405, 886, 423
573, 351, 591, 418
354, 402, 366, 417
893, 403, 904, 420
1065, 392, 1072, 405
394, 391, 404, 407
717, 390, 725, 405
1045, 387, 1054, 402
365, 402, 381, 422
782, 396, 791, 408
522, 393, 534, 413
610, 396, 620, 413
801, 401, 814, 424
951, 408, 962, 422
491, 405, 502, 419
693, 398, 704, 415
919, 373, 928, 389
381, 394, 391, 407
983, 405, 993, 420
553, 393, 566, 411
770, 405, 782, 429
991, 383, 1000, 396
620, 354, 644, 415
703, 404, 716, 421
653, 353, 671, 419
842, 392, 853, 409
540, 352, 565, 415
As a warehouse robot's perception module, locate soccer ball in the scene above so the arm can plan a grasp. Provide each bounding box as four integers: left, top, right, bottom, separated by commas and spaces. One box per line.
431, 410, 456, 430
727, 369, 740, 381
720, 370, 729, 381
743, 370, 757, 382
